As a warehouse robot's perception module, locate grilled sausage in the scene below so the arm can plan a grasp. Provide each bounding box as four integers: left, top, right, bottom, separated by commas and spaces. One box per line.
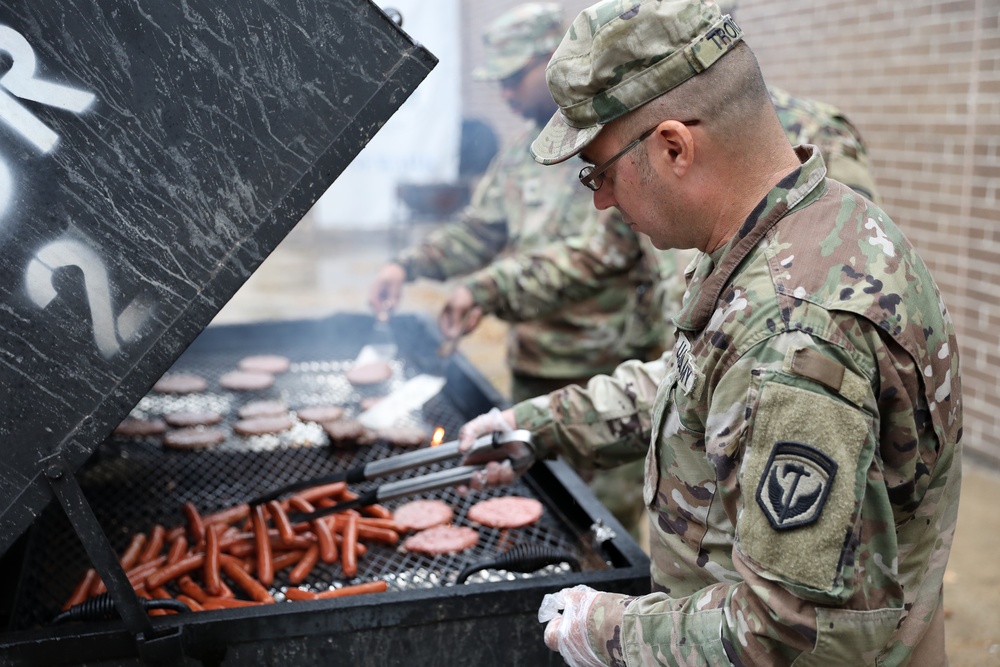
289, 544, 320, 584
146, 554, 205, 590
252, 504, 273, 587
204, 524, 223, 596
314, 580, 387, 599
139, 525, 166, 564
220, 555, 274, 603
341, 514, 358, 578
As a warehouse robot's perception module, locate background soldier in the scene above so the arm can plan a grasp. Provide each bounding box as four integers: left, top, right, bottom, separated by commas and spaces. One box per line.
459, 1, 962, 664
368, 3, 675, 539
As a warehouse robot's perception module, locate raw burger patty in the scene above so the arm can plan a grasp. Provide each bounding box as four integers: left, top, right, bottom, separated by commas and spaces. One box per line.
323, 419, 377, 446
238, 399, 287, 419
164, 410, 223, 427
296, 405, 346, 423
153, 372, 207, 394
393, 499, 454, 532
403, 525, 478, 555
234, 415, 294, 436
345, 361, 392, 386
377, 425, 430, 447
467, 496, 543, 529
113, 417, 167, 437
163, 427, 227, 450
219, 370, 274, 391
238, 354, 291, 374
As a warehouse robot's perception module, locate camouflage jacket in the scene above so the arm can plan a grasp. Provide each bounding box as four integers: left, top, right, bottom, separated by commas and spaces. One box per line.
515, 147, 962, 665
396, 126, 671, 378
770, 86, 880, 203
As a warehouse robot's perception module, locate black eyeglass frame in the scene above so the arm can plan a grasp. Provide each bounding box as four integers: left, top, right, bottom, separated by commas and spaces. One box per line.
578, 119, 699, 192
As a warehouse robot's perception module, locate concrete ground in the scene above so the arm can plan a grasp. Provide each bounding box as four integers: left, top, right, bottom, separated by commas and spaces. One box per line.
213, 223, 1000, 666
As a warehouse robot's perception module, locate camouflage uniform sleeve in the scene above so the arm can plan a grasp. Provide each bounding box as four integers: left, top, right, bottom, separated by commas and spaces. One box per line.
512, 354, 668, 469
394, 211, 508, 282
394, 154, 510, 281
769, 86, 881, 204
585, 326, 954, 665
462, 208, 644, 321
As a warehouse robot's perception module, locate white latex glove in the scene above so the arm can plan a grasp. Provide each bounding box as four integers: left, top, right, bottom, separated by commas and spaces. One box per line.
457, 408, 524, 490
538, 585, 604, 667
458, 407, 515, 449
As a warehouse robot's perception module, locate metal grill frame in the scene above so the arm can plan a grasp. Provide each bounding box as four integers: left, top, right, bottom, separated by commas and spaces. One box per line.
0, 313, 651, 666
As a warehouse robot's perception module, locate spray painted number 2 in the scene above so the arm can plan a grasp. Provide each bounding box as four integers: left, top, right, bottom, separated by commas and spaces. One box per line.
1, 25, 150, 358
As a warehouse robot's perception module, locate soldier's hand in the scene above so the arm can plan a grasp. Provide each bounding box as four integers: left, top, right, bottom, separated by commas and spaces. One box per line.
457, 407, 525, 490
369, 262, 407, 317
438, 285, 483, 340
538, 585, 604, 667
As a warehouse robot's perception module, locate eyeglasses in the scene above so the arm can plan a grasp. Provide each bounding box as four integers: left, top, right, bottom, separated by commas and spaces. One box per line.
579, 120, 700, 192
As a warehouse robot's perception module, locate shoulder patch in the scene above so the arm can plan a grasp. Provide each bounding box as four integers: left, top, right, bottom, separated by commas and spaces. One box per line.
756, 441, 838, 531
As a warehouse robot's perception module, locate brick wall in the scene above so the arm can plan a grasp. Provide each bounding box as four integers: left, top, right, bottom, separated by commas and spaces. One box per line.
460, 1, 1000, 467
737, 0, 1000, 467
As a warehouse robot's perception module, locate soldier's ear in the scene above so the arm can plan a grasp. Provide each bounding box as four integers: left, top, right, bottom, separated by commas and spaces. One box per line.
652, 120, 695, 177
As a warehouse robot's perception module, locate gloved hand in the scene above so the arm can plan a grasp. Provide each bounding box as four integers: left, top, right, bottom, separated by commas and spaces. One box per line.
457, 407, 525, 490
368, 262, 407, 317
538, 585, 604, 667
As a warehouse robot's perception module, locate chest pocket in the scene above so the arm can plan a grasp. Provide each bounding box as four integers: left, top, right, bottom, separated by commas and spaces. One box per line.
644, 338, 717, 552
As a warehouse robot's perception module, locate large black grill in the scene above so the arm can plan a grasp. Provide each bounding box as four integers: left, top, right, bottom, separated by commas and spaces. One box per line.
1, 314, 650, 666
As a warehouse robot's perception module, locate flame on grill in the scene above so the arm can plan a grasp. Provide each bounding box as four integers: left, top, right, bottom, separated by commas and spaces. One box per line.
430, 427, 445, 447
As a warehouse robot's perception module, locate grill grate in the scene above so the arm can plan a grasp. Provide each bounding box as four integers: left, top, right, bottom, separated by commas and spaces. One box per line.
10, 314, 605, 631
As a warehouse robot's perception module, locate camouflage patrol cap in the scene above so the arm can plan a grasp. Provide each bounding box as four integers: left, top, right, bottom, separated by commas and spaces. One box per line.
530, 0, 744, 165
472, 3, 564, 81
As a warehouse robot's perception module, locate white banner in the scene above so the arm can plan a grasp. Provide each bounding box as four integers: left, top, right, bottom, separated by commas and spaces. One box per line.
313, 0, 461, 229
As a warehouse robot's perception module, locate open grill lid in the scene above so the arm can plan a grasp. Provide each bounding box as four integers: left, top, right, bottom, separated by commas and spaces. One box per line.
0, 0, 436, 556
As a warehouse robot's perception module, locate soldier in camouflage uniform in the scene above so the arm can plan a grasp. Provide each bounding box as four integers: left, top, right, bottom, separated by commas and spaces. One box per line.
368, 3, 673, 538
459, 1, 962, 665
368, 3, 671, 401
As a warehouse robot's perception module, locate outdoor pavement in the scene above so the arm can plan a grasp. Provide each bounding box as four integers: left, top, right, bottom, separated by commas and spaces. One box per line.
212, 221, 1000, 666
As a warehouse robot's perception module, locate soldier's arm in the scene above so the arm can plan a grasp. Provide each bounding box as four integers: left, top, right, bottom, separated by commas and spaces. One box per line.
394, 153, 511, 281
394, 212, 508, 282
512, 354, 668, 470
577, 331, 954, 665
461, 208, 646, 321
770, 86, 880, 203
815, 114, 881, 204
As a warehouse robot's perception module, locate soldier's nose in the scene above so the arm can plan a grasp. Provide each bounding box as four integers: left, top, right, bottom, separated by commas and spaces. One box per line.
593, 184, 616, 211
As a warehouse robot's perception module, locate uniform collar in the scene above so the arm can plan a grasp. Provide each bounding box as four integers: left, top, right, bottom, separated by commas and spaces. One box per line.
674, 145, 827, 332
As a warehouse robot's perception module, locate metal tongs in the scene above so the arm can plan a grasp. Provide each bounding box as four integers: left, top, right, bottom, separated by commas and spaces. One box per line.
249, 430, 535, 523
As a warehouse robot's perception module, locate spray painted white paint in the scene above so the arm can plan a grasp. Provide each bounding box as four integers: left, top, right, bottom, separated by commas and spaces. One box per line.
25, 235, 153, 358
0, 25, 96, 153
0, 25, 147, 359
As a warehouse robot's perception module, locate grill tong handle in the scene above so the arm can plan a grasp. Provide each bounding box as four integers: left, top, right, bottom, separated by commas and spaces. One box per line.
250, 429, 531, 506
286, 465, 482, 522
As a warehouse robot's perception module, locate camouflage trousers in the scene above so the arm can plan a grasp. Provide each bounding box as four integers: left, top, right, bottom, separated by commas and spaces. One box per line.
510, 372, 646, 541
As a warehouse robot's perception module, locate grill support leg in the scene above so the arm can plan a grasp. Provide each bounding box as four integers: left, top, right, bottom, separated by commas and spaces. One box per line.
45, 459, 184, 664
